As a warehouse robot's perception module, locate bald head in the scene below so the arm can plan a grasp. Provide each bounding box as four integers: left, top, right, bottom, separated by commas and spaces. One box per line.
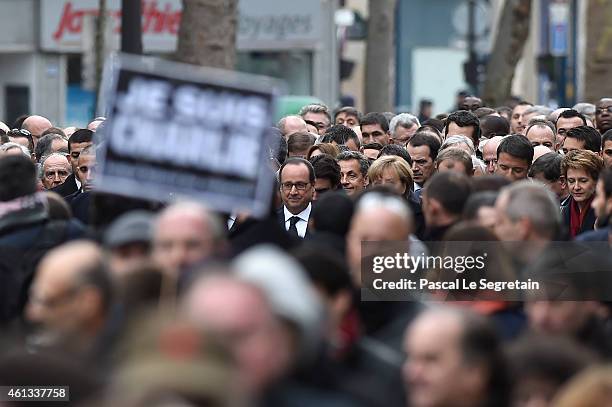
27, 241, 108, 345
22, 115, 53, 146
153, 202, 224, 275
183, 274, 291, 393
87, 119, 104, 132
278, 115, 308, 137
346, 193, 413, 284
482, 136, 504, 174
38, 241, 102, 282
184, 275, 272, 330
532, 145, 553, 163
403, 307, 502, 407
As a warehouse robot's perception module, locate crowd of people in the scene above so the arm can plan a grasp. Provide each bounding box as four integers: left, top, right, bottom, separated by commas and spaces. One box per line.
0, 94, 611, 407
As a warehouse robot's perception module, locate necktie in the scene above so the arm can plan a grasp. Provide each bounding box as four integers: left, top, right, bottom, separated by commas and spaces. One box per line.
288, 216, 300, 237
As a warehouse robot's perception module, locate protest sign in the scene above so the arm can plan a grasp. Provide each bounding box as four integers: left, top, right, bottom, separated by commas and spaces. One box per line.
96, 53, 283, 217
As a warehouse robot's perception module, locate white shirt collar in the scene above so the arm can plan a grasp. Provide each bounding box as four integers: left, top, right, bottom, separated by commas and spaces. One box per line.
284, 202, 312, 222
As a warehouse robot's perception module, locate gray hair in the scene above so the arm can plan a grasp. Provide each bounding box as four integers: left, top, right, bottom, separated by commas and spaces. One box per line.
573, 103, 596, 117
356, 191, 413, 226
501, 180, 561, 239
441, 135, 475, 155
336, 150, 370, 177
389, 113, 420, 136
298, 103, 331, 122
39, 152, 71, 179
435, 147, 474, 175
525, 118, 556, 137
524, 105, 553, 117
0, 142, 30, 157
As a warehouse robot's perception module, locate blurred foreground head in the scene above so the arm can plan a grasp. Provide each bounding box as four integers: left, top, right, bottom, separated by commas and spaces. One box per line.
347, 189, 413, 286
152, 201, 226, 276
182, 270, 294, 395
108, 314, 240, 407
403, 307, 508, 407
26, 240, 111, 354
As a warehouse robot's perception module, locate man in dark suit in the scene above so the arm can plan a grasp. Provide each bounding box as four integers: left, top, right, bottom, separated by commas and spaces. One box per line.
65, 145, 96, 224
278, 158, 315, 238
51, 129, 93, 197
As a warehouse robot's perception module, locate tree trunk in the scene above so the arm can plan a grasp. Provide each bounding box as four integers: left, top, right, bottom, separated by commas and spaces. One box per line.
583, 0, 612, 102
175, 0, 238, 69
365, 0, 396, 113
482, 0, 532, 107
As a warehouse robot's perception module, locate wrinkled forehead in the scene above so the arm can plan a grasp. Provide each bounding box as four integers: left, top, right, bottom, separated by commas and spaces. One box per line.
44, 156, 70, 168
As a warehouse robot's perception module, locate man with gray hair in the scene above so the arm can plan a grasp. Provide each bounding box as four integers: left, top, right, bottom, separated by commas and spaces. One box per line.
153, 201, 226, 276
573, 102, 596, 122
299, 103, 331, 135
521, 105, 553, 130
336, 151, 370, 196
0, 142, 30, 158
494, 181, 561, 262
389, 113, 420, 145
40, 153, 71, 190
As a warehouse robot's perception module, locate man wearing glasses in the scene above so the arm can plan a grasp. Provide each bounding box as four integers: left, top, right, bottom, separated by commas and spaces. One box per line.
51, 129, 93, 197
278, 158, 315, 238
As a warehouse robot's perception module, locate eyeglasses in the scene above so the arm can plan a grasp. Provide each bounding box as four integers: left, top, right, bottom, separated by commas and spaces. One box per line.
8, 128, 31, 137
44, 170, 70, 180
281, 182, 310, 191
596, 106, 612, 115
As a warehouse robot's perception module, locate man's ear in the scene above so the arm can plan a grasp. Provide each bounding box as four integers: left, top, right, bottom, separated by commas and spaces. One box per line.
427, 198, 443, 217
517, 217, 532, 240
559, 175, 567, 189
